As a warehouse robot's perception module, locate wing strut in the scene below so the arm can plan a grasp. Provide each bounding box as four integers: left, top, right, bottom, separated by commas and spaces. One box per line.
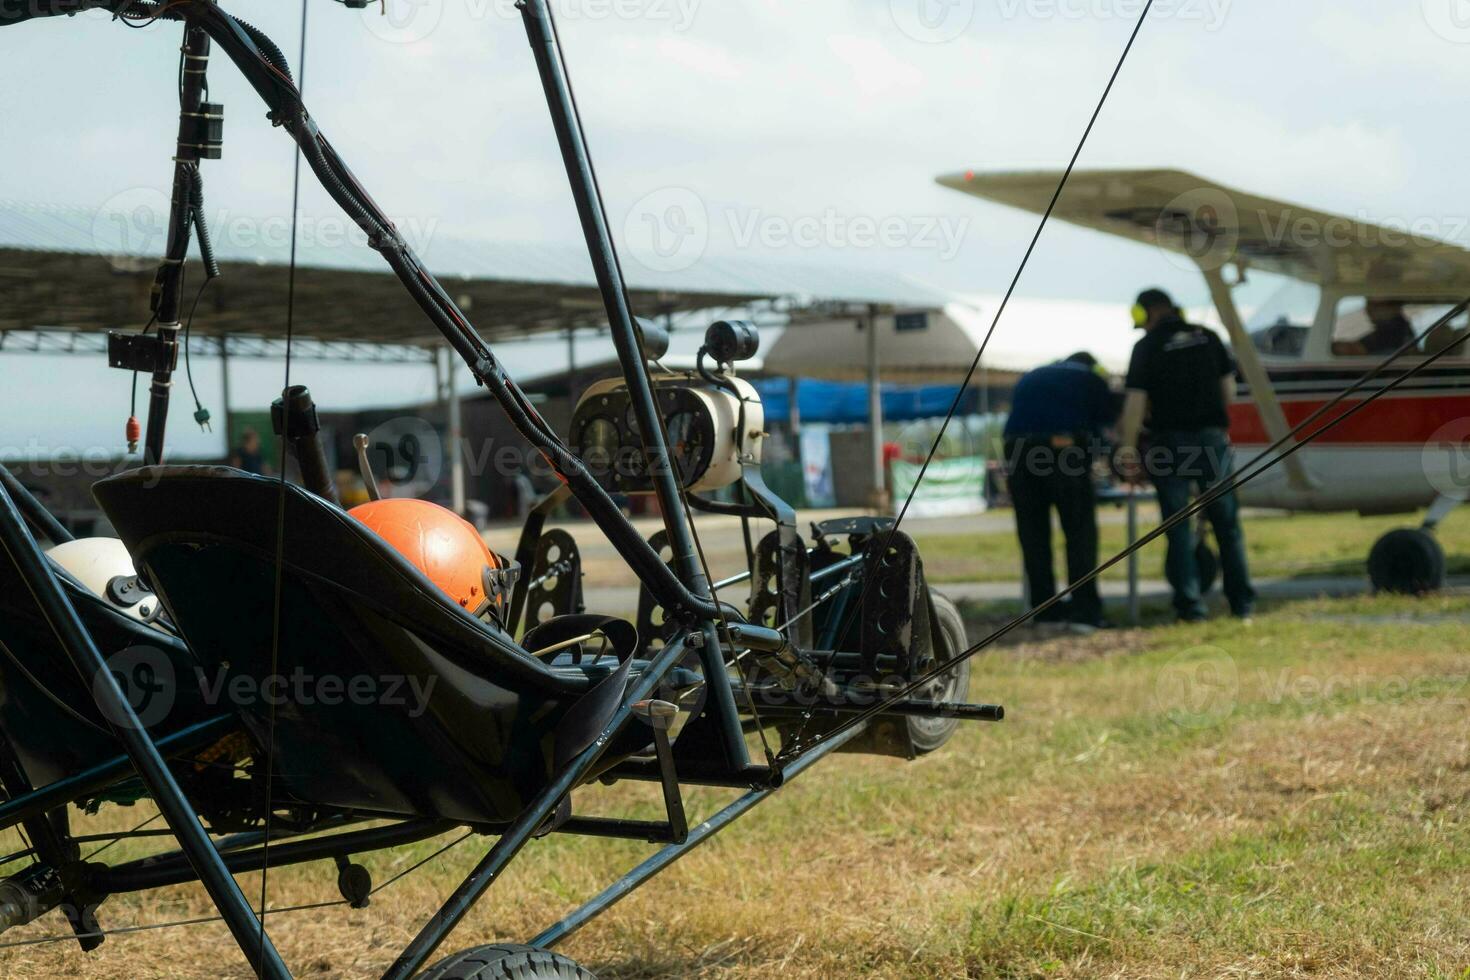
1202, 267, 1316, 492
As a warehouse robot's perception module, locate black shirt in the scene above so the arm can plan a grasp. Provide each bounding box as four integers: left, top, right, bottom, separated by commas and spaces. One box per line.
1360, 314, 1415, 354
1125, 316, 1235, 431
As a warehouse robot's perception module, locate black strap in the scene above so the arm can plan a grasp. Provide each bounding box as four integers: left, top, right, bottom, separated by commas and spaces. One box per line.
525, 615, 641, 770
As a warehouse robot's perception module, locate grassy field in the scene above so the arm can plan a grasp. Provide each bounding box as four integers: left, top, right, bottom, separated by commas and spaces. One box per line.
913, 508, 1470, 585
5, 585, 1469, 978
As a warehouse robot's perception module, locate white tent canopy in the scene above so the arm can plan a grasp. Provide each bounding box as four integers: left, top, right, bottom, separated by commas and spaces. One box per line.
766, 296, 1154, 381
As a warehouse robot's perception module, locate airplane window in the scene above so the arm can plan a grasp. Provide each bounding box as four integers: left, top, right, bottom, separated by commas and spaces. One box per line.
1332, 298, 1470, 358
1245, 280, 1319, 358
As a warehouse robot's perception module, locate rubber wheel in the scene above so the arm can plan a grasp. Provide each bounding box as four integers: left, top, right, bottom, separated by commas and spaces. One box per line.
907, 593, 972, 755
1195, 542, 1220, 595
1368, 528, 1445, 595
416, 944, 597, 980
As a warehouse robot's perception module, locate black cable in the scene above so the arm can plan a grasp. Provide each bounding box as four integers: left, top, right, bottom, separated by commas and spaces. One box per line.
258, 0, 310, 966
784, 0, 1157, 754
181, 277, 213, 426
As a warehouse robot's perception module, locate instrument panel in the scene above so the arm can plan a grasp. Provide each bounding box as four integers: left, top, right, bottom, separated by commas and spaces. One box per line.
571, 373, 763, 495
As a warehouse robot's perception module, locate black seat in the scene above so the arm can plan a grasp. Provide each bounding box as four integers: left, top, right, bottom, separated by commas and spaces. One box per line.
94, 466, 640, 825
0, 536, 215, 795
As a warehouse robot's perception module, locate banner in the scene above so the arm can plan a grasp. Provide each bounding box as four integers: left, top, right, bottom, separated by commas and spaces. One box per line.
890, 455, 987, 518
800, 425, 835, 508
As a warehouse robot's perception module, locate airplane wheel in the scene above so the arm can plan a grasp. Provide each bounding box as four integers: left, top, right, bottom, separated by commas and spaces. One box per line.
908, 593, 973, 755
416, 944, 596, 980
1195, 542, 1220, 595
1368, 528, 1445, 595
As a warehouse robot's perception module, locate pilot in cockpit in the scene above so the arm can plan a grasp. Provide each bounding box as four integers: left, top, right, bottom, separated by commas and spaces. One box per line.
1332, 299, 1416, 356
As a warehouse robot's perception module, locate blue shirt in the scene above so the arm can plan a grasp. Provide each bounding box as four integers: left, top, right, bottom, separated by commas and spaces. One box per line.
1003, 360, 1118, 440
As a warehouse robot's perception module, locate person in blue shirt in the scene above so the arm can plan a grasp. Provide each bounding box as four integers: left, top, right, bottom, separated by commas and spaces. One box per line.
1003, 352, 1119, 629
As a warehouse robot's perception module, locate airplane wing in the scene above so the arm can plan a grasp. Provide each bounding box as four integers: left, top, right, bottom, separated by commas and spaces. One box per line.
937, 168, 1470, 289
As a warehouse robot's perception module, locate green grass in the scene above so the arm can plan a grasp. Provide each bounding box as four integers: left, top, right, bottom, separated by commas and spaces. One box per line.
913, 508, 1470, 585
8, 588, 1470, 977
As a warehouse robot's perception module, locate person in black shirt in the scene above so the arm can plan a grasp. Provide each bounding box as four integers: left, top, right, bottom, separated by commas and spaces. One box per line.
1332, 299, 1416, 356
1003, 352, 1119, 629
1116, 289, 1255, 622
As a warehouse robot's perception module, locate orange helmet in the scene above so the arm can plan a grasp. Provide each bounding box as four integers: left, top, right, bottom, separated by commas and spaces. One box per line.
349, 499, 515, 618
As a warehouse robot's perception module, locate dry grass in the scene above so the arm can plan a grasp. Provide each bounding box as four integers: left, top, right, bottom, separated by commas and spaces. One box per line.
4, 594, 1469, 978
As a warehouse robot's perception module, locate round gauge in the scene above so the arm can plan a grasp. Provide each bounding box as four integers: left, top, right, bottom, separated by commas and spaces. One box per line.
665, 411, 709, 486
580, 416, 620, 478
623, 403, 641, 437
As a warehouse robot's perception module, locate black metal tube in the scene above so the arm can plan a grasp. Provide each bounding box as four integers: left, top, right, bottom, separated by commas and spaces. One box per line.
518, 0, 749, 773
517, 0, 704, 598
530, 724, 863, 950
143, 21, 211, 467
382, 633, 691, 980
598, 759, 777, 791
0, 715, 237, 833
556, 817, 677, 844
749, 697, 1005, 722
0, 463, 71, 545
100, 819, 452, 893
0, 479, 291, 979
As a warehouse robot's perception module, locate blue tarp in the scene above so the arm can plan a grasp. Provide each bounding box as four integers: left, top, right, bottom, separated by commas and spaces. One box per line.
754, 378, 977, 424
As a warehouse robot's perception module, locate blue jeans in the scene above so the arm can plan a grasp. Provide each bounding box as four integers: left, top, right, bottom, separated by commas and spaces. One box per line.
1149, 428, 1256, 619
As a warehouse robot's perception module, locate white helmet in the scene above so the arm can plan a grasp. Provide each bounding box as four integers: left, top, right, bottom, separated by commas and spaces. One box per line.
46, 538, 162, 626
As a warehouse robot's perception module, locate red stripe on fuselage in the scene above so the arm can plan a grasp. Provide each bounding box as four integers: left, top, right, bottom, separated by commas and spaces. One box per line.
1229, 392, 1470, 445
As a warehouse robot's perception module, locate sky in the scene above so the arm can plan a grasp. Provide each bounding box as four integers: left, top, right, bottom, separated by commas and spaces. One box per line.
4, 0, 1469, 457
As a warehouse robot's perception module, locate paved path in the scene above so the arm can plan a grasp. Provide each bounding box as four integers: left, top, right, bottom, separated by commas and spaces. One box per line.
576, 574, 1470, 622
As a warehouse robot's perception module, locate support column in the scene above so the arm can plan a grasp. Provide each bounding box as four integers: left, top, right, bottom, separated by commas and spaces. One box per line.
866, 305, 887, 512
217, 334, 234, 455
443, 346, 466, 516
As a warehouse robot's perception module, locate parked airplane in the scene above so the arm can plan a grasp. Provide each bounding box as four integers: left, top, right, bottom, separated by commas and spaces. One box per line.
940, 168, 1470, 593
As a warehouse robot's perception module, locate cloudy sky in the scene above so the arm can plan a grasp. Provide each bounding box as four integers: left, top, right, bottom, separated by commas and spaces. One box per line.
4, 0, 1467, 456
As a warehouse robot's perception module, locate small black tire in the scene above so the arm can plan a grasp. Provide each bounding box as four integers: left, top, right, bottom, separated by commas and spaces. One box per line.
1368, 528, 1445, 595
1195, 542, 1220, 595
907, 592, 973, 755
416, 944, 597, 980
